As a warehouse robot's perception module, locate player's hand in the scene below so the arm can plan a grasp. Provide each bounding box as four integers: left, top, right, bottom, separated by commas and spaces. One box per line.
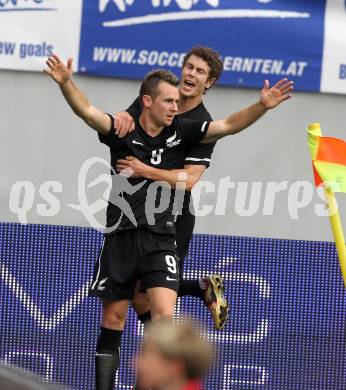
260, 78, 294, 109
44, 54, 73, 85
116, 156, 148, 178
114, 111, 135, 138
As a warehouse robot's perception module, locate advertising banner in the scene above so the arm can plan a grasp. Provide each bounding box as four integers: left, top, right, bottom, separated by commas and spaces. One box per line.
78, 0, 326, 92
2, 1, 346, 95
321, 0, 346, 94
1, 223, 345, 389
0, 0, 83, 71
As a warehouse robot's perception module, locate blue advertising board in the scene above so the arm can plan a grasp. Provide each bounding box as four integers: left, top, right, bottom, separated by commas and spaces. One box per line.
78, 0, 326, 92
1, 222, 345, 389
3, 0, 346, 94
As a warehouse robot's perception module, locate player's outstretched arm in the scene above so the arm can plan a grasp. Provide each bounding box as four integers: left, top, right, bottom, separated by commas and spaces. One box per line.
44, 54, 111, 135
203, 78, 293, 142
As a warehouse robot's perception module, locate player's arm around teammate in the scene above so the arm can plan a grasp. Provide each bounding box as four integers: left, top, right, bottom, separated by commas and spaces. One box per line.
116, 155, 205, 191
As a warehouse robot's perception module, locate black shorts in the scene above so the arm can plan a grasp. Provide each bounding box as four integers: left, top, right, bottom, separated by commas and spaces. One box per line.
175, 205, 195, 276
89, 229, 180, 301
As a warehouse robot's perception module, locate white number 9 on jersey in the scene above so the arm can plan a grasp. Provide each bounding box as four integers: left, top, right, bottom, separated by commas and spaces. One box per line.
151, 149, 164, 165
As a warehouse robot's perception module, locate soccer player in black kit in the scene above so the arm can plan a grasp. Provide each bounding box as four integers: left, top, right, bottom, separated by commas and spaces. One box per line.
44, 53, 293, 390
114, 47, 228, 335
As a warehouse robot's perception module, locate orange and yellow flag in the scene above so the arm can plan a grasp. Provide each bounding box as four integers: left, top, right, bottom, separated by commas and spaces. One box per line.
308, 123, 346, 287
308, 123, 346, 192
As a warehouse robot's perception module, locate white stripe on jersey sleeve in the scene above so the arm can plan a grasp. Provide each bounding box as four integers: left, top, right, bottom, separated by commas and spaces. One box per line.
185, 157, 211, 162
201, 121, 208, 133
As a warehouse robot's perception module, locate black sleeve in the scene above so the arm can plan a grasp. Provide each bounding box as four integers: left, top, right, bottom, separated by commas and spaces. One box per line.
179, 118, 210, 144
126, 96, 142, 120
184, 141, 216, 168
98, 114, 121, 149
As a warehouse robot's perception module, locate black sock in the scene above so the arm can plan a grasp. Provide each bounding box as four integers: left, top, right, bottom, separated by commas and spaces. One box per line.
137, 311, 152, 332
95, 327, 123, 390
178, 279, 205, 300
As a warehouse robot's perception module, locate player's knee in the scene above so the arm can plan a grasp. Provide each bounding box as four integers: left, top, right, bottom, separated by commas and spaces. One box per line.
102, 306, 127, 329
132, 294, 150, 314
102, 312, 126, 329
151, 307, 174, 321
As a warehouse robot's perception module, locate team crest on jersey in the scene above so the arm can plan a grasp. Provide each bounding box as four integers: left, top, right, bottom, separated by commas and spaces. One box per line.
166, 131, 181, 148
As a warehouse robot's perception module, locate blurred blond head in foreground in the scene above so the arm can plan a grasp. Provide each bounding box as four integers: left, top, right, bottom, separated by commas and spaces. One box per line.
136, 319, 212, 390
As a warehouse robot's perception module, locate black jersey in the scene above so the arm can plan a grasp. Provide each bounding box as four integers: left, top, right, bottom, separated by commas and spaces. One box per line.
127, 98, 215, 208
172, 102, 215, 214
127, 98, 215, 169
177, 102, 215, 167
98, 115, 209, 236
126, 98, 216, 263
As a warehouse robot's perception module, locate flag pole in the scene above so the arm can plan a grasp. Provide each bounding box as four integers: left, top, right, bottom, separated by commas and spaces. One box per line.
324, 186, 346, 288
308, 123, 346, 288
